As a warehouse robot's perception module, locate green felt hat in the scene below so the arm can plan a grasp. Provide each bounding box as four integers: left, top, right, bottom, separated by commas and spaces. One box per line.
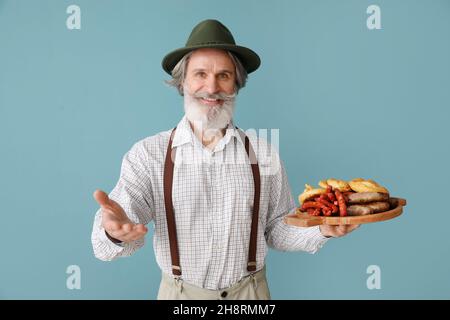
162, 19, 261, 75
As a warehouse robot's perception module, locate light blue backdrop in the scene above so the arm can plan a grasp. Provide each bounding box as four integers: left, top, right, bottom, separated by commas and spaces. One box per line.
1, 0, 449, 299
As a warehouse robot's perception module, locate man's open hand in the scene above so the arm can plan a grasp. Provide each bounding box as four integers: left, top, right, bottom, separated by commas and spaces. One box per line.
319, 224, 360, 238
93, 190, 148, 243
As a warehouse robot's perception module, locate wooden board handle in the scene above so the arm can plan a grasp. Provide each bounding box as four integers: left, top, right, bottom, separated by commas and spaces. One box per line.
284, 214, 324, 227
302, 216, 324, 227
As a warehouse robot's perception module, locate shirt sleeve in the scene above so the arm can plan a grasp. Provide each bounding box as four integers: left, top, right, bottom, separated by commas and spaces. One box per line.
91, 141, 155, 261
264, 154, 330, 253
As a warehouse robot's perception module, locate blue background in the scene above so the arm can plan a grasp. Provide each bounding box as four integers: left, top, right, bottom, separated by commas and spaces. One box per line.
1, 0, 449, 299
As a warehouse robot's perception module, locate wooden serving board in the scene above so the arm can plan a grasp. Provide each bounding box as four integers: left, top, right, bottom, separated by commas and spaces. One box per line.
284, 197, 407, 227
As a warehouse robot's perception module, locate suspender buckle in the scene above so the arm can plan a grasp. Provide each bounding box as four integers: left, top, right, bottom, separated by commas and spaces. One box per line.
174, 275, 184, 293
172, 265, 182, 276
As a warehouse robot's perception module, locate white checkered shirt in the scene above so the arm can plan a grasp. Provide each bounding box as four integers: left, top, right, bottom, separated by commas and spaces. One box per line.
91, 115, 329, 290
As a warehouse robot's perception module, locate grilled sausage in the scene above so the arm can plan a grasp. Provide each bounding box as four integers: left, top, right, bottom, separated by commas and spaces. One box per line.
347, 192, 389, 204
347, 201, 390, 216
366, 201, 390, 213
301, 201, 329, 212
347, 204, 372, 216
334, 189, 347, 216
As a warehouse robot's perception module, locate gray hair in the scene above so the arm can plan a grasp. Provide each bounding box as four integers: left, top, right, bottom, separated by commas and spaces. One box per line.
165, 50, 248, 96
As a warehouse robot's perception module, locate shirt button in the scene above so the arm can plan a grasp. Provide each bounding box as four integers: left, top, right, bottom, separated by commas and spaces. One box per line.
221, 291, 228, 298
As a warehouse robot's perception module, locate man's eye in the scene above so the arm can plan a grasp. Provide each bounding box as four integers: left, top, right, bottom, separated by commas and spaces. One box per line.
219, 73, 229, 80
196, 72, 206, 78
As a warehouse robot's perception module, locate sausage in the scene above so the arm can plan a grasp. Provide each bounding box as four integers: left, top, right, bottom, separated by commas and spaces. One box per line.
306, 208, 321, 216
334, 189, 347, 216
347, 204, 372, 216
301, 201, 329, 212
316, 198, 339, 214
327, 191, 336, 202
366, 201, 390, 213
342, 191, 355, 202
347, 192, 389, 204
322, 207, 332, 216
347, 201, 390, 216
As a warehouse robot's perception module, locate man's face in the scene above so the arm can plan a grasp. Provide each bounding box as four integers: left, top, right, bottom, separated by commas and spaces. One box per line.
183, 48, 237, 130
184, 48, 236, 104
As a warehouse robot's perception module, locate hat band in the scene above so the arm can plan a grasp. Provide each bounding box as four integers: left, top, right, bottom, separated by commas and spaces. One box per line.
189, 41, 234, 46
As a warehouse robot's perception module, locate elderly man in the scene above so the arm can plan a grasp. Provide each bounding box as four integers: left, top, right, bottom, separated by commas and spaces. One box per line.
91, 19, 358, 300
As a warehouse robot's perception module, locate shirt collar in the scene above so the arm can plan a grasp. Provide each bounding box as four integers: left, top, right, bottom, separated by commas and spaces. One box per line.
171, 116, 193, 148
171, 116, 244, 150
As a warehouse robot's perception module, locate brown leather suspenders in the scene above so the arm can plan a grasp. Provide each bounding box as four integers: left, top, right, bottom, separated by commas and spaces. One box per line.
237, 128, 260, 272
163, 128, 181, 276
163, 127, 261, 276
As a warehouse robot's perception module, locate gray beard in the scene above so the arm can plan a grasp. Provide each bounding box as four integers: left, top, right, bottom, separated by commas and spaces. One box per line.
183, 92, 235, 131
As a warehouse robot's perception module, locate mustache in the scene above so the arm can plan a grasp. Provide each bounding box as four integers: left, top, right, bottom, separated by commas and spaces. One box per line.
192, 91, 236, 101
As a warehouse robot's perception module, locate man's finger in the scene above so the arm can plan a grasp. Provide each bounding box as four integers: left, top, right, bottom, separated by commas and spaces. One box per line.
134, 224, 148, 233
121, 223, 133, 233
93, 189, 112, 208
124, 230, 147, 242
337, 225, 347, 234
120, 225, 148, 242
347, 224, 360, 232
107, 223, 134, 238
103, 220, 122, 232
339, 224, 359, 235
107, 223, 135, 239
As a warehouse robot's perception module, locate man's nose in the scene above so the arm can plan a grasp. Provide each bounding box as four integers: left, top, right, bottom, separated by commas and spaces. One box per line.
204, 76, 219, 94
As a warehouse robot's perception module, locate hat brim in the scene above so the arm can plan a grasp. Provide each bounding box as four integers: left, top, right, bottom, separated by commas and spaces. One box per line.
162, 44, 261, 75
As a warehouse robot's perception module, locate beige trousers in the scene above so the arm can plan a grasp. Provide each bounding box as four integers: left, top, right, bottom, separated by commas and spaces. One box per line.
157, 266, 271, 300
